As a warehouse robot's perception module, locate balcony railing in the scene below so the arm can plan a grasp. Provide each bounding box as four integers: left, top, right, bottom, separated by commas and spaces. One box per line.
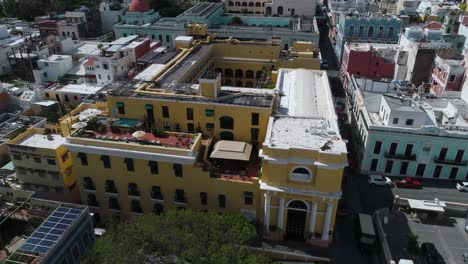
174, 196, 188, 204
83, 184, 96, 191
151, 192, 164, 201
433, 157, 467, 166
105, 187, 118, 194
385, 152, 416, 161
128, 189, 140, 197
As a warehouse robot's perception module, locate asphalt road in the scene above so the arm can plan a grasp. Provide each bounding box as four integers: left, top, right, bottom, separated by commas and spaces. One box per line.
393, 185, 468, 208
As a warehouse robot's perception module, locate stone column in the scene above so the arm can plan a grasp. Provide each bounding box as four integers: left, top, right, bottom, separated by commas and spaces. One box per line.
264, 192, 271, 231
321, 202, 334, 240
277, 197, 285, 231
309, 202, 317, 236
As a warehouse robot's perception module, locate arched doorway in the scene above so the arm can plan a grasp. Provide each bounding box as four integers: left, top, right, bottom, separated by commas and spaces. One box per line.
286, 200, 308, 240
266, 6, 272, 15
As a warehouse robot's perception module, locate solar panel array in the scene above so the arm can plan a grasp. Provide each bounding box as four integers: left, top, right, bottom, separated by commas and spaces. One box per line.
19, 206, 84, 255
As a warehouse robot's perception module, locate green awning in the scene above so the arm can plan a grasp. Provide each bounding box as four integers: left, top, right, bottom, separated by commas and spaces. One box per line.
145, 104, 153, 110
116, 102, 124, 107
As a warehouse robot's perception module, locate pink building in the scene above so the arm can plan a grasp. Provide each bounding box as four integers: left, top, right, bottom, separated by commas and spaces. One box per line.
341, 42, 399, 80
430, 55, 465, 94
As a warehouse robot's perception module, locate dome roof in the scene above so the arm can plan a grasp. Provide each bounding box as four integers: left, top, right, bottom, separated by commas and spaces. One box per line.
129, 0, 151, 12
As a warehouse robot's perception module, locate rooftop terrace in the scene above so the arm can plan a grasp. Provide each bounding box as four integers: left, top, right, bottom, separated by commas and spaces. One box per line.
71, 117, 197, 150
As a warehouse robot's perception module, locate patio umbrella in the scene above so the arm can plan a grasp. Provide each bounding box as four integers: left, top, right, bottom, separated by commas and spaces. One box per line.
132, 130, 146, 139
72, 122, 87, 129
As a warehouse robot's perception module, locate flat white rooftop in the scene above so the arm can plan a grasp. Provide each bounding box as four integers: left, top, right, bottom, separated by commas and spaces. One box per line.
75, 43, 101, 55
54, 84, 103, 95
134, 63, 165, 81
19, 134, 65, 149
277, 69, 334, 119
266, 69, 346, 153
269, 117, 346, 152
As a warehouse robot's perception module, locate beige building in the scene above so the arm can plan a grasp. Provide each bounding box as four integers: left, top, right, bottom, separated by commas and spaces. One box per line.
8, 128, 79, 203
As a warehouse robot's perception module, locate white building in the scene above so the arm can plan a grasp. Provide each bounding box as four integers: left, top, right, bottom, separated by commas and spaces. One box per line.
33, 55, 74, 84
58, 12, 86, 40
100, 2, 124, 33
225, 0, 317, 17
93, 35, 152, 86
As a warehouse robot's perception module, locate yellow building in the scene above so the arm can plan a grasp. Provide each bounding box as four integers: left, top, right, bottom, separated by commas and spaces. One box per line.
60, 38, 346, 244
7, 128, 79, 203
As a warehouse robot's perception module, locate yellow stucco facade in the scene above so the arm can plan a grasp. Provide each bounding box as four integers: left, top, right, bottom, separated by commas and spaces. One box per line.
56, 39, 346, 244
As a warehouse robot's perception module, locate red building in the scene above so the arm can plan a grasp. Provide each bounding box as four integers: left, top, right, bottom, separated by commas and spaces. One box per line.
38, 20, 59, 36
341, 42, 398, 80
430, 55, 465, 94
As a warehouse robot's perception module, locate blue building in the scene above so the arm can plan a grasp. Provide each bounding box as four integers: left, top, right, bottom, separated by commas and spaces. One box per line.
345, 74, 468, 181
334, 13, 402, 64
114, 2, 319, 50
3, 200, 94, 264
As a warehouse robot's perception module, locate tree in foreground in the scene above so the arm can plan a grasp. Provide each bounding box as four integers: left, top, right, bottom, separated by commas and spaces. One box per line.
82, 210, 275, 264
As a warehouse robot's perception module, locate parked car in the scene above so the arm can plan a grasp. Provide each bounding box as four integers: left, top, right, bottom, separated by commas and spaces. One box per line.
421, 243, 445, 264
456, 182, 468, 192
368, 175, 392, 187
395, 177, 421, 189
465, 221, 468, 233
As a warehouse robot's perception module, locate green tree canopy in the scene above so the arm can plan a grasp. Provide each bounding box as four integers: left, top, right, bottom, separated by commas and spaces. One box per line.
82, 210, 274, 264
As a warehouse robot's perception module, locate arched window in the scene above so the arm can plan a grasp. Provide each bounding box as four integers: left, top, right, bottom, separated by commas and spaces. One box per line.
219, 116, 234, 129
249, 2, 254, 7
266, 6, 272, 15
290, 167, 313, 182
256, 70, 263, 79
245, 70, 254, 79
242, 2, 247, 6
388, 27, 394, 38
228, 1, 234, 6
215, 68, 222, 73
236, 80, 243, 87
255, 2, 261, 7
225, 68, 233, 77
220, 131, 234, 140
378, 26, 384, 38
245, 81, 254, 87
277, 6, 283, 15
287, 200, 308, 210
368, 26, 374, 37
235, 1, 240, 6
87, 194, 98, 206
349, 26, 354, 37
235, 69, 244, 78
225, 79, 233, 86
359, 26, 364, 37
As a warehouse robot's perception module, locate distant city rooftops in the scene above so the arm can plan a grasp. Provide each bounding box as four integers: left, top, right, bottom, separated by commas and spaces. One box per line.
0, 114, 46, 139
179, 2, 222, 19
